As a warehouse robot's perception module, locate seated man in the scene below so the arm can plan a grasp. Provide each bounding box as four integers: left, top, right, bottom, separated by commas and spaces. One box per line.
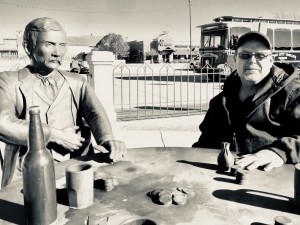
0, 17, 126, 188
193, 31, 300, 171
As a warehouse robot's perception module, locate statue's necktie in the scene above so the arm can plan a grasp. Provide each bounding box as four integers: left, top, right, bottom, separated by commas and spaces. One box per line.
40, 76, 58, 101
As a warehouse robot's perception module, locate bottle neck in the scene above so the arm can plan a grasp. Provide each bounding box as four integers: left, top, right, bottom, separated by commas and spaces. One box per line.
28, 113, 46, 151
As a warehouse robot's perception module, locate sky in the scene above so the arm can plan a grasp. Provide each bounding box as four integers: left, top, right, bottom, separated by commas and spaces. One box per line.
0, 0, 300, 45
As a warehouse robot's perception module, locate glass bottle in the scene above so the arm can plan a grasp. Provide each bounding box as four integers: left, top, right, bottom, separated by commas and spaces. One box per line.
22, 106, 57, 225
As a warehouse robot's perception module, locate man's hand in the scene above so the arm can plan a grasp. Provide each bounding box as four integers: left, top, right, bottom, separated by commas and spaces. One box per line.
94, 140, 126, 162
49, 126, 85, 152
235, 150, 284, 171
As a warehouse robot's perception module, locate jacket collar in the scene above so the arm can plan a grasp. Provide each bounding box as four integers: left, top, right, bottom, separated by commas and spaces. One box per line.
18, 67, 81, 108
224, 63, 297, 101
56, 69, 81, 107
271, 63, 298, 86
222, 63, 298, 130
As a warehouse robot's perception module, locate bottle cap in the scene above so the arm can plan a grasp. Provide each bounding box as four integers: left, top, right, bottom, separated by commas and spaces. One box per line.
29, 106, 40, 114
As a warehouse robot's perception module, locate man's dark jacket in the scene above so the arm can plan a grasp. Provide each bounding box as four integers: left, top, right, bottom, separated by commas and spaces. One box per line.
193, 63, 300, 164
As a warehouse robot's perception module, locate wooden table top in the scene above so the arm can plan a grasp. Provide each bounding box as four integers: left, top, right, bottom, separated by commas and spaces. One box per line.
0, 147, 299, 225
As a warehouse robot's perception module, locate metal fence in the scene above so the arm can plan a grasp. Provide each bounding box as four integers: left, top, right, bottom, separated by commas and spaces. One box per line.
113, 62, 232, 120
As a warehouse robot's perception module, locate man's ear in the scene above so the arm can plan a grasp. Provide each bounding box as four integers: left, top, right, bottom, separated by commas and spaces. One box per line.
23, 41, 31, 57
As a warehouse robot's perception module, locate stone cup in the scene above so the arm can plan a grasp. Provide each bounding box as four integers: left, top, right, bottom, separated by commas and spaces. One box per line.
65, 163, 94, 209
294, 163, 300, 210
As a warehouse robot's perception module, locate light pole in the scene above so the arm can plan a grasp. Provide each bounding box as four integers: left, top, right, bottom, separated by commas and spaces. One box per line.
16, 30, 22, 58
188, 0, 192, 63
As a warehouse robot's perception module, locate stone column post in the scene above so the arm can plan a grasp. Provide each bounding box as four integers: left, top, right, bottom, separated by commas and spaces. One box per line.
169, 53, 173, 63
86, 50, 117, 129
158, 54, 163, 63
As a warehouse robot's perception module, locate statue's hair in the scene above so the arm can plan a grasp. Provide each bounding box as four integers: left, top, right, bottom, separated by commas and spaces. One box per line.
23, 17, 64, 52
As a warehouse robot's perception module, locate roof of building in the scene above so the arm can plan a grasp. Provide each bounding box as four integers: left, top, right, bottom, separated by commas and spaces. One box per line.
0, 39, 18, 51
67, 35, 103, 47
174, 48, 198, 55
0, 47, 17, 51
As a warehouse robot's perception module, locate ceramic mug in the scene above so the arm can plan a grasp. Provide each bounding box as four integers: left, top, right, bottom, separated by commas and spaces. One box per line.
65, 163, 94, 209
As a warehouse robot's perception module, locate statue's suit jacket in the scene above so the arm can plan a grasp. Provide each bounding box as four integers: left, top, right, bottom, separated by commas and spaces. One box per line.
0, 67, 113, 187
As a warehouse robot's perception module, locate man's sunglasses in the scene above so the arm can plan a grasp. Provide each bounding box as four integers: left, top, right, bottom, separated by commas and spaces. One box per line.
237, 52, 272, 60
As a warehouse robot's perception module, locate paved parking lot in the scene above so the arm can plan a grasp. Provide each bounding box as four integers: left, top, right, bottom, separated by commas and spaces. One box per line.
114, 114, 204, 149
112, 63, 224, 120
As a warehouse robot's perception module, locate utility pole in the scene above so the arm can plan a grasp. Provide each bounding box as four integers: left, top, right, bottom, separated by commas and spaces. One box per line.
16, 30, 22, 59
188, 0, 192, 62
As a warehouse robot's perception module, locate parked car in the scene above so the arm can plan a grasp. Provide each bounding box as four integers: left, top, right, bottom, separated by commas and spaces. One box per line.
70, 52, 89, 74
207, 64, 232, 82
189, 55, 200, 70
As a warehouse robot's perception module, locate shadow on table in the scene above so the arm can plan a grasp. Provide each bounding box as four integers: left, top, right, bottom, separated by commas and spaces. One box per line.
0, 199, 25, 224
177, 160, 237, 182
251, 223, 268, 225
213, 177, 237, 184
56, 188, 69, 206
213, 189, 299, 214
57, 178, 114, 207
78, 152, 113, 164
177, 160, 218, 171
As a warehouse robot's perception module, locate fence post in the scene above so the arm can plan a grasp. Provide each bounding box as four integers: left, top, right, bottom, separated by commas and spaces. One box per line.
86, 50, 117, 126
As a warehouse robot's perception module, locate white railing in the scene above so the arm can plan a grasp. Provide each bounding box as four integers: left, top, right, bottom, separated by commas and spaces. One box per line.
113, 62, 232, 120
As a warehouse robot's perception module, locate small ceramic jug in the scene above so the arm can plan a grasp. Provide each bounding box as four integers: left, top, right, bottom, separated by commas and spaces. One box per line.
217, 142, 234, 172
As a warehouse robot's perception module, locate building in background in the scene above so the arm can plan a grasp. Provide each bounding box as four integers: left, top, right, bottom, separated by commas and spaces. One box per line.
172, 44, 199, 63
0, 35, 102, 60
0, 32, 198, 64
66, 35, 102, 60
127, 40, 154, 63
0, 38, 18, 58
127, 31, 199, 63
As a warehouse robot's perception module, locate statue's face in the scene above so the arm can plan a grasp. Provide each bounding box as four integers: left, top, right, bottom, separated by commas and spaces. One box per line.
30, 29, 67, 73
